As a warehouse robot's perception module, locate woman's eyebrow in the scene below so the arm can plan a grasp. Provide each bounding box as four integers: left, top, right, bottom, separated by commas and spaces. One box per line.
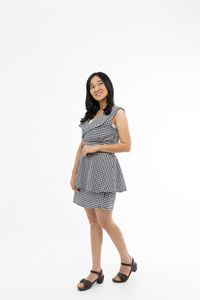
90, 80, 102, 86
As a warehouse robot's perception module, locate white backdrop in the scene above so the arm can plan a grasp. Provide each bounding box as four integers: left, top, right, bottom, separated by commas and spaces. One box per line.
0, 0, 200, 299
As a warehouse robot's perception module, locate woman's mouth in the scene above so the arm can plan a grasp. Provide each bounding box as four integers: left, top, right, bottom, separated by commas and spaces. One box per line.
96, 92, 103, 96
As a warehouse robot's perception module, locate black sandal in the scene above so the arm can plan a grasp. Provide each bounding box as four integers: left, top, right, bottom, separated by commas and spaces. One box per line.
77, 268, 104, 291
112, 257, 137, 283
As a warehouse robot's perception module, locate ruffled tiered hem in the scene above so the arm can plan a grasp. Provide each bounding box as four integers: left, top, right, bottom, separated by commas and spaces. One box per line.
74, 152, 127, 193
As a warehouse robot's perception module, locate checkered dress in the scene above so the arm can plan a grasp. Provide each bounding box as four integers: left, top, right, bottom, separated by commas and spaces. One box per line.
73, 105, 127, 210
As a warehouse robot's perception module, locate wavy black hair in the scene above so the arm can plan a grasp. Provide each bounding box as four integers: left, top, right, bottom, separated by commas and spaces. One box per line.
79, 72, 115, 124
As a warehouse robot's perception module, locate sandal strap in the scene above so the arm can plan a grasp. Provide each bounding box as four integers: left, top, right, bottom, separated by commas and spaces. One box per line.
117, 272, 128, 281
121, 258, 134, 266
90, 269, 102, 275
82, 279, 92, 288
121, 262, 132, 266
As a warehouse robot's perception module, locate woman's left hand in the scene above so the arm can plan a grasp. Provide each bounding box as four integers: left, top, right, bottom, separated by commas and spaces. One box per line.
82, 145, 99, 157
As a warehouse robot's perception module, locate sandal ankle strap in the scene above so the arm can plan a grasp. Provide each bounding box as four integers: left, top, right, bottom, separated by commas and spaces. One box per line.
90, 269, 102, 275
121, 258, 134, 266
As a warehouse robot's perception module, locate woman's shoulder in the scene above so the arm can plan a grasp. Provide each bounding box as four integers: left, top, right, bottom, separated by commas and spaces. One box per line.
112, 105, 125, 113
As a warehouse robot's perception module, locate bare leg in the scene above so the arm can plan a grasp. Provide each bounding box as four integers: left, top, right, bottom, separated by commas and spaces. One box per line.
95, 208, 133, 281
77, 208, 104, 289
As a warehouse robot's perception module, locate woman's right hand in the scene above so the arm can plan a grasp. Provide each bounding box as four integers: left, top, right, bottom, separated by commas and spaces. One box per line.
70, 171, 80, 192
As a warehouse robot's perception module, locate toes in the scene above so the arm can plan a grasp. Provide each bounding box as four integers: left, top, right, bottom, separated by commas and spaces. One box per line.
77, 283, 84, 288
114, 276, 121, 281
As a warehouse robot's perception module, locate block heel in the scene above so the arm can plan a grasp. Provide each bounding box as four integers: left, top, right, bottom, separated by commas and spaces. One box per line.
132, 262, 137, 272
97, 275, 104, 284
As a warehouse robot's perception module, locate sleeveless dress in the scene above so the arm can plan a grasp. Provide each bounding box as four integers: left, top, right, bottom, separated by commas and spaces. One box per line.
73, 105, 127, 210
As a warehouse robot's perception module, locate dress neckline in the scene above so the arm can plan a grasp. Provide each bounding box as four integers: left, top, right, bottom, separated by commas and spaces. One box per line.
89, 105, 116, 123
89, 112, 104, 122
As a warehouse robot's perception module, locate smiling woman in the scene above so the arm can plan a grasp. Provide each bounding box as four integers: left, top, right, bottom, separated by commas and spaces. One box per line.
70, 71, 137, 291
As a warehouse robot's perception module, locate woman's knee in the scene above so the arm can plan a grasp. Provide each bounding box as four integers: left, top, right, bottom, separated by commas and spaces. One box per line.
95, 208, 113, 229
84, 207, 100, 225
98, 218, 113, 229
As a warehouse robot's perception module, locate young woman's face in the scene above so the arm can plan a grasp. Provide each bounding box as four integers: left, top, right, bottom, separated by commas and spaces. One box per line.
89, 75, 108, 102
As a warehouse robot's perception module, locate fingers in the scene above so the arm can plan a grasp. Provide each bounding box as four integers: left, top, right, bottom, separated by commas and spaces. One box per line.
82, 150, 86, 157
70, 184, 80, 192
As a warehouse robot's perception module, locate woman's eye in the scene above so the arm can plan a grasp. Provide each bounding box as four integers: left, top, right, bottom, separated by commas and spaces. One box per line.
90, 82, 103, 89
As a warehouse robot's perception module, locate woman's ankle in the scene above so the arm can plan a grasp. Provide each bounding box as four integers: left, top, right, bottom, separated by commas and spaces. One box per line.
121, 253, 132, 262
92, 266, 101, 271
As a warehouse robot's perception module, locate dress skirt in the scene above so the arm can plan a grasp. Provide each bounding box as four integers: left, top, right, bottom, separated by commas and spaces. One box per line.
73, 188, 116, 210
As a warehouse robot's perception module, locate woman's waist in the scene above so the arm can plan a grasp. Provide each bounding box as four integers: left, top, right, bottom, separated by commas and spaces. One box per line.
81, 151, 116, 156
83, 141, 118, 147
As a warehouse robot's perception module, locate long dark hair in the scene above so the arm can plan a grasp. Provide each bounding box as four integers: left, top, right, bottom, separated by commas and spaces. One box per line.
80, 72, 115, 124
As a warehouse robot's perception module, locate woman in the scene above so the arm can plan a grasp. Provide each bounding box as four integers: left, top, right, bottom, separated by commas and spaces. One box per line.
70, 72, 137, 291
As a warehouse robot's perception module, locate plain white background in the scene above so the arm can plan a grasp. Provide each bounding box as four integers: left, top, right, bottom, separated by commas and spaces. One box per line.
0, 0, 200, 299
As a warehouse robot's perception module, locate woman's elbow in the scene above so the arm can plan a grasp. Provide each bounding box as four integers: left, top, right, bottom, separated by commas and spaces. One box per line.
126, 142, 131, 152
123, 142, 131, 152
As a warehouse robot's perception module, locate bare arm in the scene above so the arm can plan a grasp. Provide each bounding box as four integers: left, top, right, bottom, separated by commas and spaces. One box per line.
72, 139, 83, 175
98, 109, 131, 153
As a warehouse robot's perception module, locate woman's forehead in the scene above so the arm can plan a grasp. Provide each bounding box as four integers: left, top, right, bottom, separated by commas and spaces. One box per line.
90, 76, 102, 84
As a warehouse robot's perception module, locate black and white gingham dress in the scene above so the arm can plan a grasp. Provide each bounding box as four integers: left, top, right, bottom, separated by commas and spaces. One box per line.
73, 105, 127, 210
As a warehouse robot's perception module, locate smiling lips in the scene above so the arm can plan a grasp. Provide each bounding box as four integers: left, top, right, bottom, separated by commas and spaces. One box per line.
95, 92, 103, 96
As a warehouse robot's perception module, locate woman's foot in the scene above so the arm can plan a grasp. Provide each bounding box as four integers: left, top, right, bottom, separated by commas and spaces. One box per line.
113, 254, 132, 282
77, 267, 103, 289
